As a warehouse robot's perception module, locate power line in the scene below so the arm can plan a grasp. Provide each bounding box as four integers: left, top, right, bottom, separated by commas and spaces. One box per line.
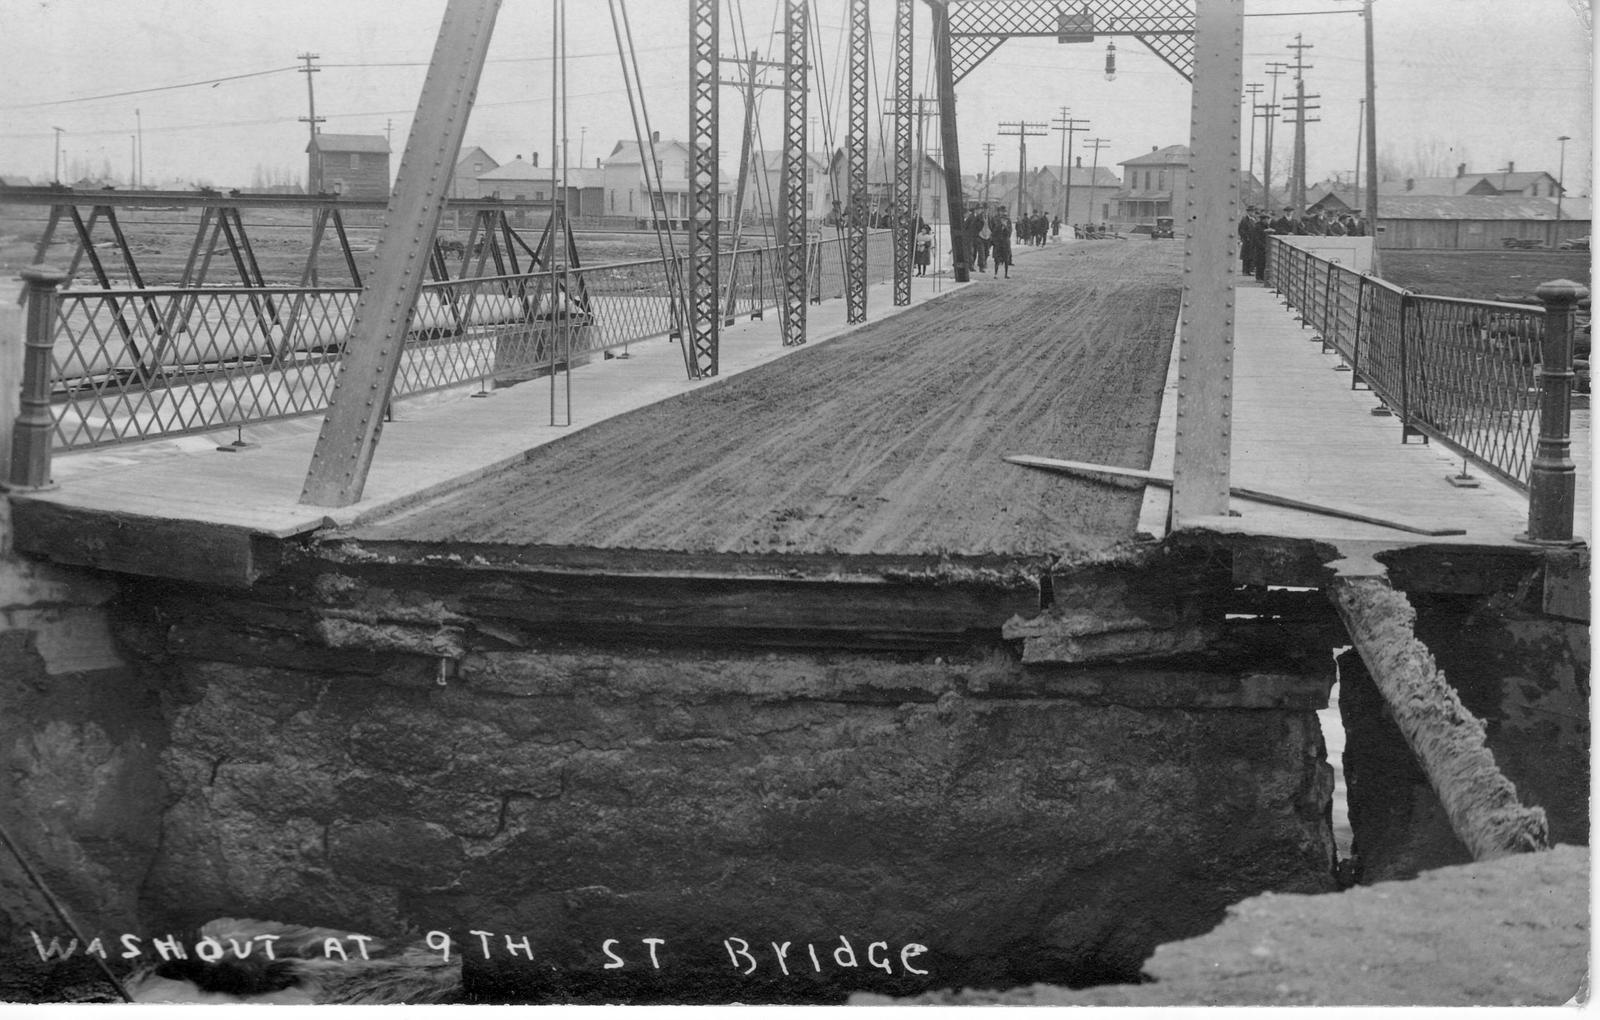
0, 65, 301, 110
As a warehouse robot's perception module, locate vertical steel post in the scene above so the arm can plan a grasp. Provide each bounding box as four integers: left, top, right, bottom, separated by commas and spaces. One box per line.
722, 50, 759, 325
688, 0, 720, 375
1522, 279, 1586, 544
928, 0, 969, 282
892, 0, 915, 305
1397, 291, 1413, 440
780, 0, 809, 346
845, 0, 870, 324
8, 267, 67, 490
1350, 273, 1366, 387
1170, 0, 1244, 524
300, 0, 502, 507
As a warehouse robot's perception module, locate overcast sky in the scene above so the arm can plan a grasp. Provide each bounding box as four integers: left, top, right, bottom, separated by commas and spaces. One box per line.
1, 0, 1591, 198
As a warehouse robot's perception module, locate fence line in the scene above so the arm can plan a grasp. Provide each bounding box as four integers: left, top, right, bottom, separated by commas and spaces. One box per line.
1265, 236, 1547, 492
40, 230, 895, 451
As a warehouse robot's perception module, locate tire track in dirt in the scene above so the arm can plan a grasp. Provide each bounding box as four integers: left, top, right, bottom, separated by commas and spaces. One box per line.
356, 241, 1182, 560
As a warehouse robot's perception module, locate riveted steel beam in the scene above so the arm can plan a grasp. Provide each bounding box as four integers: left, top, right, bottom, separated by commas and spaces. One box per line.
892, 0, 915, 305
687, 0, 720, 376
1170, 0, 1242, 523
300, 0, 502, 507
845, 0, 870, 324
780, 0, 808, 346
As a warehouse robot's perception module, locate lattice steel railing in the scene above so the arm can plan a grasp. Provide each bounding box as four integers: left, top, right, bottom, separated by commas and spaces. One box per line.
42, 231, 897, 451
1264, 235, 1547, 491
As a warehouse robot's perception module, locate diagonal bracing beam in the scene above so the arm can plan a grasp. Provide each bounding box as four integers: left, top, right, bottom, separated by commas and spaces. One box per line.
300, 0, 502, 507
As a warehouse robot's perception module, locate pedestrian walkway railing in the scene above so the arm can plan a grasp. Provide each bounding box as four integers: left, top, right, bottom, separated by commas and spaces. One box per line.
1264, 236, 1555, 495
18, 230, 894, 453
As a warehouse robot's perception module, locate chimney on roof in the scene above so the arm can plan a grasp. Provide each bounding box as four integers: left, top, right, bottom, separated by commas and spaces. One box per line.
1405, 177, 1414, 192
651, 130, 660, 143
1506, 160, 1514, 174
1457, 163, 1466, 177
1151, 145, 1157, 151
595, 157, 601, 168
1076, 156, 1082, 168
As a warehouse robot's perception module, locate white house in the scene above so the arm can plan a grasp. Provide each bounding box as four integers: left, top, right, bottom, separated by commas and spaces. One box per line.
603, 134, 733, 226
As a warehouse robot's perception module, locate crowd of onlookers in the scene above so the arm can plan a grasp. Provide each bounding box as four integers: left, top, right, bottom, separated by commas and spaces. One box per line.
1237, 206, 1372, 279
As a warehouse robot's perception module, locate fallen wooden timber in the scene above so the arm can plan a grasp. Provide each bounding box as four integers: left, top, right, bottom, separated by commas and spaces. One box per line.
1327, 575, 1550, 861
1003, 454, 1468, 537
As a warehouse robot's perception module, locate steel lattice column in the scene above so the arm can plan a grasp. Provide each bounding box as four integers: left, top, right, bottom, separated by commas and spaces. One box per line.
1169, 0, 1243, 522
688, 0, 719, 376
845, 0, 870, 323
301, 0, 502, 507
892, 0, 915, 305
780, 0, 808, 346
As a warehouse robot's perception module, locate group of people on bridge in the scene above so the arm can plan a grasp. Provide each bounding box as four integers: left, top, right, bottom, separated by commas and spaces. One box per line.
1237, 206, 1372, 279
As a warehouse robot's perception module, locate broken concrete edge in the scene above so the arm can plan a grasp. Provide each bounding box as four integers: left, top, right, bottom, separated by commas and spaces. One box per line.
1326, 574, 1550, 861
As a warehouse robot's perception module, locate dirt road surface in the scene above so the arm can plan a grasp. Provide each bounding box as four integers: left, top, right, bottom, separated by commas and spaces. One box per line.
356, 241, 1181, 561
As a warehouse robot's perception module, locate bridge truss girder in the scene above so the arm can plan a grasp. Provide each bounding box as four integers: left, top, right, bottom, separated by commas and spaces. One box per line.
687, 0, 720, 376
845, 0, 870, 324
892, 0, 915, 306
947, 0, 1196, 84
779, 0, 809, 346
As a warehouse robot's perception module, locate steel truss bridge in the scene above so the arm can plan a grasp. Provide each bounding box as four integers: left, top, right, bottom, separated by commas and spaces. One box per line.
12, 1, 1256, 528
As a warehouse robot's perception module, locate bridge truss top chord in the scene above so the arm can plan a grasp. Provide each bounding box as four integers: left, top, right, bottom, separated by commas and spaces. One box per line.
944, 0, 1197, 84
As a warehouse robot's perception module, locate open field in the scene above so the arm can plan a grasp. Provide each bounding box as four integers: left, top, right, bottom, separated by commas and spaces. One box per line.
1380, 249, 1591, 302
356, 240, 1182, 559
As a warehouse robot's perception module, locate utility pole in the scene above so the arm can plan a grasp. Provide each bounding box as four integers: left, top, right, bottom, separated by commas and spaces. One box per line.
1052, 108, 1089, 223
1556, 134, 1571, 224
1262, 61, 1287, 213
997, 119, 1047, 220
1353, 98, 1364, 210
298, 52, 326, 193
1085, 136, 1110, 224
1243, 82, 1262, 208
134, 108, 143, 188
1362, 0, 1379, 258
1285, 34, 1319, 216
52, 126, 63, 183
981, 142, 995, 204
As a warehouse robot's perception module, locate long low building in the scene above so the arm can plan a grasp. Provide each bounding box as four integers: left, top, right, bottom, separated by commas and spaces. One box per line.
1369, 194, 1589, 249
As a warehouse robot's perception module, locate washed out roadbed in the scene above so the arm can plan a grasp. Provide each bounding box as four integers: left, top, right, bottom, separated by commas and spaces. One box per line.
353, 241, 1182, 560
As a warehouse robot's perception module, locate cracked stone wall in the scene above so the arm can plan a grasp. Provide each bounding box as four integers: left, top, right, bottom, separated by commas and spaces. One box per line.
0, 516, 165, 1001
128, 613, 1335, 1004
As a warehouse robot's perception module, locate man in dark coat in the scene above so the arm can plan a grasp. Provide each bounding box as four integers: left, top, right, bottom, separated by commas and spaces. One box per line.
1238, 206, 1258, 276
1253, 210, 1271, 281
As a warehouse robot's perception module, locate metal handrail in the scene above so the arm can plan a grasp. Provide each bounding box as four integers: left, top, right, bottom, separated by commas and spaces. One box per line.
28, 230, 898, 452
1263, 235, 1554, 494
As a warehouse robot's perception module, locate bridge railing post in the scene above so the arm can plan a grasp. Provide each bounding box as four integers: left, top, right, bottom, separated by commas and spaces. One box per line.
1349, 273, 1366, 388
1521, 278, 1586, 545
7, 266, 68, 491
1397, 290, 1414, 442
